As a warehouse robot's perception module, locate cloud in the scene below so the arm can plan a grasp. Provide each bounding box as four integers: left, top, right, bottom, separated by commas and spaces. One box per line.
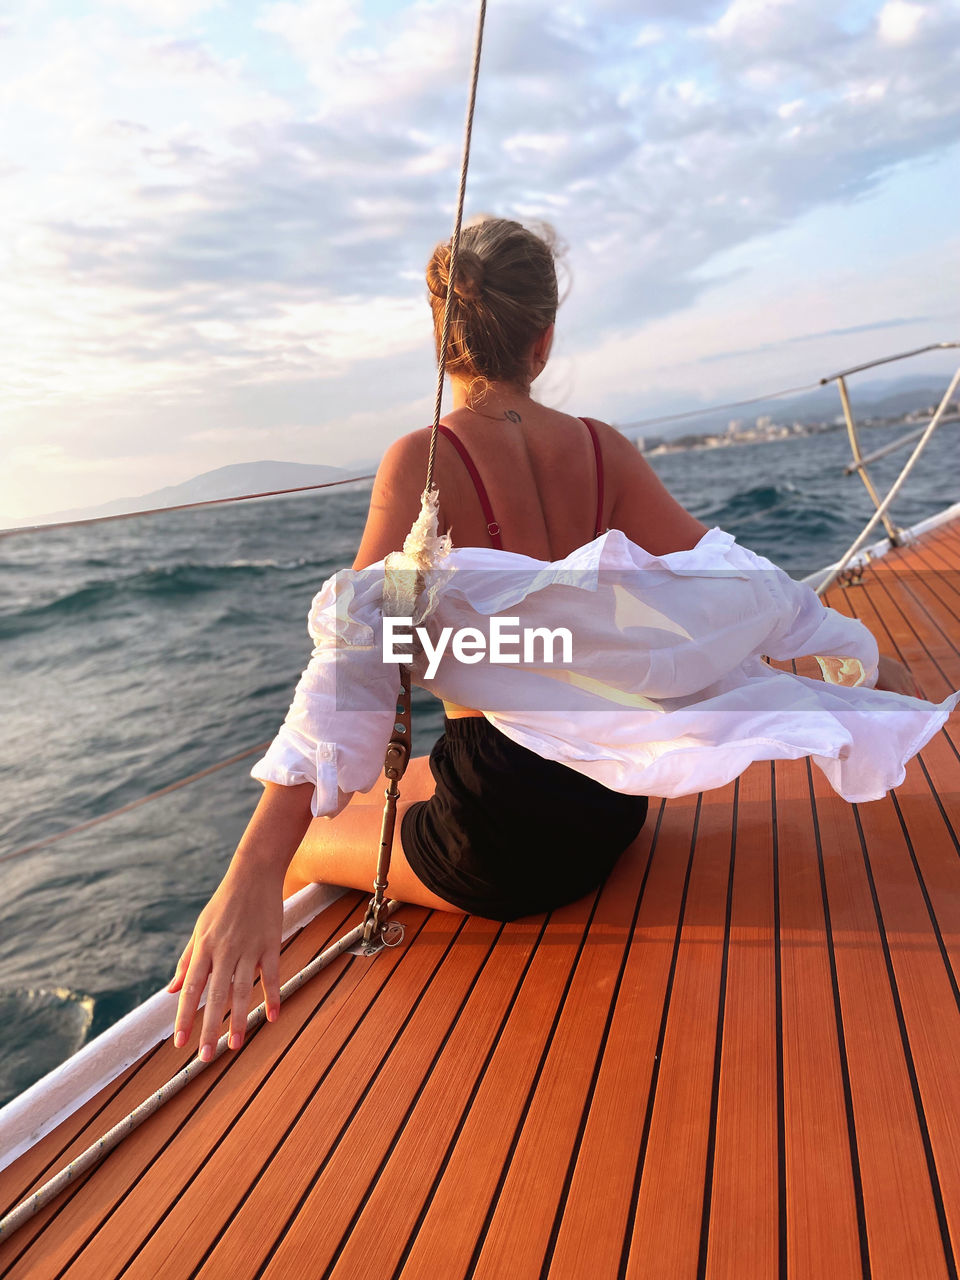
104, 0, 224, 21
0, 0, 958, 518
699, 315, 936, 365
877, 1, 929, 43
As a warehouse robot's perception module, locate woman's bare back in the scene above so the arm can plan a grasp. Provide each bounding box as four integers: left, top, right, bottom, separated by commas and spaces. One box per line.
432, 404, 606, 560
354, 404, 708, 571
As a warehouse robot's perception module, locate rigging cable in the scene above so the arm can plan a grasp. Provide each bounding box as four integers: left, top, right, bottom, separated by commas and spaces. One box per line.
0, 474, 375, 539
356, 0, 488, 951
0, 743, 272, 866
424, 0, 488, 496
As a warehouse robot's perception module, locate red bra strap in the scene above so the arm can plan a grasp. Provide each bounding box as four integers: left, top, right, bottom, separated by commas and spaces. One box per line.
580, 417, 605, 537
435, 424, 503, 548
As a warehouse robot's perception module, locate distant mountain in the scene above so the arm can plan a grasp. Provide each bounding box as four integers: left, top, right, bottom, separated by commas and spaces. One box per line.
619, 372, 958, 442
6, 460, 366, 530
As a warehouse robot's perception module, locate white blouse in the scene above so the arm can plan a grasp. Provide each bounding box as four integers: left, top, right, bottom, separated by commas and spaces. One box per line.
250, 527, 960, 812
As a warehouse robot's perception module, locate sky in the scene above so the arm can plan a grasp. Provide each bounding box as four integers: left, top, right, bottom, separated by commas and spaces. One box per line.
1, 0, 958, 521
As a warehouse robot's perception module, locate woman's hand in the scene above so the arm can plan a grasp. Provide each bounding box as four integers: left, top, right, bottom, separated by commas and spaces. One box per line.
875, 654, 923, 698
167, 861, 284, 1061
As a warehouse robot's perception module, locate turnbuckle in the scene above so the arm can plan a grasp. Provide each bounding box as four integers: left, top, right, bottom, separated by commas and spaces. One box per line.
349, 914, 406, 957
350, 673, 412, 957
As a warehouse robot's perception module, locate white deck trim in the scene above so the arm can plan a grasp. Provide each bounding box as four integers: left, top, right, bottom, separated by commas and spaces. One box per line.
0, 883, 347, 1176
800, 499, 960, 585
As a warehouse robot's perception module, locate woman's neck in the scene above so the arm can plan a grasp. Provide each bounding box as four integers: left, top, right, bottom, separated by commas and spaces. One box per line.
450, 378, 534, 420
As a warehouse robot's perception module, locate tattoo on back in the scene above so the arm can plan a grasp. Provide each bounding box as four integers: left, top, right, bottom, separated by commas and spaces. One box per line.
504, 410, 522, 423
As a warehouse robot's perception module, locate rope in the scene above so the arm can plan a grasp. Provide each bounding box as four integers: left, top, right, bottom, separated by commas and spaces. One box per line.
0, 742, 272, 865
424, 0, 488, 495
0, 900, 402, 1241
0, 474, 375, 540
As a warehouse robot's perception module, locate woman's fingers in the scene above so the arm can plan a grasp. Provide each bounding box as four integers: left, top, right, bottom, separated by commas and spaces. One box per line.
259, 949, 282, 1025
199, 964, 235, 1062
168, 875, 285, 1058
228, 961, 256, 1049
174, 950, 210, 1049
167, 938, 194, 995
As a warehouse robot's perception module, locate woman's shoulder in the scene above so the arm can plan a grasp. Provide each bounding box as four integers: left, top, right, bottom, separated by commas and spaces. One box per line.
580, 417, 709, 554
578, 415, 638, 453
353, 429, 436, 569
378, 426, 435, 474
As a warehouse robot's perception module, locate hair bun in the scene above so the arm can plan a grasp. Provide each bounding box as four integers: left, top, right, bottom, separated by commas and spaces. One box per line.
426, 245, 485, 302
452, 250, 484, 300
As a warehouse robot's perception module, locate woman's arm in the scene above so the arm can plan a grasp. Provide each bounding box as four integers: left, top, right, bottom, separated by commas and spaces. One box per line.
167, 780, 315, 1061
166, 428, 430, 1061
353, 429, 433, 569
873, 654, 922, 695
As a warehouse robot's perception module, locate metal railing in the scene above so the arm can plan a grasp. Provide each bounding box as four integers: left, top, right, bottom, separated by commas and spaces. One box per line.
811, 341, 960, 595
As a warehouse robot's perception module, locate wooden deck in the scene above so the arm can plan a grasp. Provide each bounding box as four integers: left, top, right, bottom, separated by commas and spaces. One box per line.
2, 516, 959, 1279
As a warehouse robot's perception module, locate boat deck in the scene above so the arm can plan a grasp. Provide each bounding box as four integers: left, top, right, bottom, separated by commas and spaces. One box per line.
2, 515, 959, 1279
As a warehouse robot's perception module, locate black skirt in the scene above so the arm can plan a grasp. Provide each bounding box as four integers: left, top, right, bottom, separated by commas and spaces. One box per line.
400, 716, 649, 922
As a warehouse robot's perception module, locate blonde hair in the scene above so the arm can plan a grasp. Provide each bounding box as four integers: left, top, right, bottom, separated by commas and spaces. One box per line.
426, 216, 562, 406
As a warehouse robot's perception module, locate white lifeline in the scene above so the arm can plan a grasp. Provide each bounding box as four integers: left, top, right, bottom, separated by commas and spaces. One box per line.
250, 527, 960, 810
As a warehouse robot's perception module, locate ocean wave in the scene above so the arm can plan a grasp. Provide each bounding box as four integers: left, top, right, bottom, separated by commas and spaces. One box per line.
699, 480, 845, 543
0, 558, 318, 639
0, 986, 96, 1107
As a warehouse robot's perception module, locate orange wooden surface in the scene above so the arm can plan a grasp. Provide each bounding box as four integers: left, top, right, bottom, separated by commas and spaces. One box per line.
623, 782, 738, 1279
774, 749, 866, 1280
65, 899, 416, 1280
394, 893, 600, 1279
703, 760, 779, 1280
260, 912, 505, 1278
547, 799, 698, 1280
327, 914, 546, 1279
470, 823, 658, 1280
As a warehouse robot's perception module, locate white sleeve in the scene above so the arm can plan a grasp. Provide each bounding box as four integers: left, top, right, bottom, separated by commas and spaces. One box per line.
761, 564, 880, 689
249, 569, 401, 818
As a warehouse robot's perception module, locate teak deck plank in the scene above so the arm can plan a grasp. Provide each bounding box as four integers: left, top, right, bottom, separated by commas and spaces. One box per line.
258, 912, 506, 1278
843, 569, 960, 1262
807, 569, 956, 1280
810, 767, 951, 1278
3, 514, 960, 1280
703, 760, 779, 1280
326, 914, 545, 1280
623, 782, 737, 1279
774, 751, 866, 1278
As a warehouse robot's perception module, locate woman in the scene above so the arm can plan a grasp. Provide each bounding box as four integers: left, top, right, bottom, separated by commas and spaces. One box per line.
168, 216, 919, 1063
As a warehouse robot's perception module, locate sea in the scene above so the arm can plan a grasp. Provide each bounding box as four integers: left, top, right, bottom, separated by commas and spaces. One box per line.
1, 419, 957, 1109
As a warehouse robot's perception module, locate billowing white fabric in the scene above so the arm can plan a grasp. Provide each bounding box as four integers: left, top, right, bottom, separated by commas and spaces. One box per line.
250, 527, 960, 813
